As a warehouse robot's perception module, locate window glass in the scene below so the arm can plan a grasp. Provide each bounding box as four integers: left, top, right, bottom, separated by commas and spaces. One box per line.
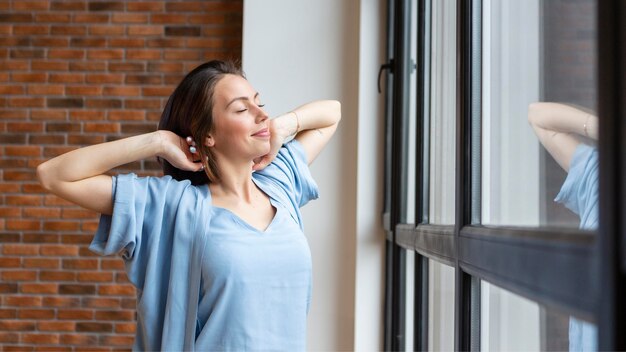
428, 260, 455, 351
481, 281, 596, 351
405, 250, 416, 351
481, 0, 598, 229
428, 0, 456, 225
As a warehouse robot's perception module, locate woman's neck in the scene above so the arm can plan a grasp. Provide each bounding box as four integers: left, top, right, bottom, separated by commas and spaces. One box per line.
209, 156, 257, 203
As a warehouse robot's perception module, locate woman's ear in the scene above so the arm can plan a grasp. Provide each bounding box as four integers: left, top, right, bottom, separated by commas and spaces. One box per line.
205, 135, 215, 147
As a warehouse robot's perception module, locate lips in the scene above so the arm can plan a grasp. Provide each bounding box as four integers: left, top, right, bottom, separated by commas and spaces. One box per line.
251, 128, 270, 137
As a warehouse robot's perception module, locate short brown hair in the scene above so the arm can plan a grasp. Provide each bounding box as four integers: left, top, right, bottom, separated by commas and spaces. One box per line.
158, 60, 245, 185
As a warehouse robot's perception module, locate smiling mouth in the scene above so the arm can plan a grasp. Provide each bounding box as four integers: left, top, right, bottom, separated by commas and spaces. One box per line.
251, 128, 269, 137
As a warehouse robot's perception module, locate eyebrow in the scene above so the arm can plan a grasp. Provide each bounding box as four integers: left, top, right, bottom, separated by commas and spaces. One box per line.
225, 92, 260, 108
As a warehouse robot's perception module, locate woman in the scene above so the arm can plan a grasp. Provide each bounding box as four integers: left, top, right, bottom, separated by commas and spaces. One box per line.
528, 102, 598, 352
37, 60, 341, 351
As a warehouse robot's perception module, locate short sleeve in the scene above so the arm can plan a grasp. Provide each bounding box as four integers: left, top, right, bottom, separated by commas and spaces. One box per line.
89, 173, 194, 286
554, 144, 599, 230
256, 139, 319, 207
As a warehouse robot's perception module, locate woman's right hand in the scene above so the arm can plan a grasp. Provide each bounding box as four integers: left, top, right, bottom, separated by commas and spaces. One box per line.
156, 131, 204, 172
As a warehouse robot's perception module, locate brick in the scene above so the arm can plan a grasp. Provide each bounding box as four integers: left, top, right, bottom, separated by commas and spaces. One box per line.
0, 13, 34, 22
23, 207, 61, 218
6, 219, 40, 231
128, 25, 163, 36
48, 49, 85, 60
0, 207, 21, 217
50, 1, 86, 11
0, 133, 24, 144
40, 271, 76, 282
31, 110, 67, 120
69, 61, 106, 71
151, 14, 186, 24
22, 182, 44, 193
88, 1, 124, 11
125, 74, 161, 85
0, 233, 21, 243
0, 257, 21, 268
21, 284, 58, 294
0, 284, 18, 293
95, 309, 135, 320
47, 98, 84, 108
108, 37, 145, 47
5, 295, 43, 307
23, 258, 59, 269
108, 62, 144, 72
143, 86, 174, 96
0, 110, 28, 119
29, 134, 66, 144
84, 122, 120, 133
0, 60, 29, 71
10, 49, 45, 58
2, 244, 39, 255
57, 309, 93, 320
85, 99, 122, 109
89, 25, 124, 35
100, 335, 135, 346
126, 49, 161, 60
32, 37, 70, 47
187, 38, 230, 49
0, 332, 19, 343
164, 49, 201, 60
86, 73, 124, 84
66, 85, 102, 96
112, 13, 148, 23
47, 122, 80, 132
18, 309, 55, 319
121, 297, 136, 308
128, 1, 164, 11
82, 297, 120, 308
28, 84, 65, 95
115, 322, 136, 334
103, 86, 141, 96
35, 13, 71, 23
60, 334, 97, 345
8, 97, 45, 108
69, 110, 105, 120
76, 322, 113, 333
73, 13, 109, 23
67, 134, 105, 144
60, 233, 92, 244
43, 146, 77, 157
78, 271, 113, 282
165, 26, 201, 37
148, 62, 184, 73
6, 195, 41, 206
189, 14, 230, 25
70, 38, 106, 47
42, 296, 79, 307
51, 25, 86, 35
101, 258, 124, 270
0, 37, 31, 46
2, 271, 38, 281
108, 110, 145, 121
125, 98, 162, 109
62, 258, 98, 270
97, 283, 136, 298
23, 233, 59, 243
0, 320, 36, 331
4, 170, 37, 181
87, 49, 124, 60
43, 220, 79, 231
38, 321, 75, 332
0, 85, 25, 94
40, 244, 79, 256
12, 73, 46, 83
7, 122, 44, 132
13, 25, 49, 35
23, 333, 60, 344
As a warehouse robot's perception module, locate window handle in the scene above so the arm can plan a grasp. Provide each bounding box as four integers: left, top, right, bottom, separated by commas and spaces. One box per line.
378, 59, 394, 93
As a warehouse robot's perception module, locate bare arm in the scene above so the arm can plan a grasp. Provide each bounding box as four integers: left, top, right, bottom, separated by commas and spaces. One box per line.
252, 100, 341, 169
36, 131, 202, 215
527, 102, 598, 172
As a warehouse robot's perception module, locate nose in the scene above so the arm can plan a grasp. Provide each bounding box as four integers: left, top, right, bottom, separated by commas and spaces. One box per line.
254, 106, 268, 124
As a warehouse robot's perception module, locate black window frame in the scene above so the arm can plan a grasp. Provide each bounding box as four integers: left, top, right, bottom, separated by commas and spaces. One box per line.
382, 0, 626, 350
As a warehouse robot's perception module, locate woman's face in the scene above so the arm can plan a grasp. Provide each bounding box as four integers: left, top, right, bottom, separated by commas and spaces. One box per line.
209, 74, 270, 161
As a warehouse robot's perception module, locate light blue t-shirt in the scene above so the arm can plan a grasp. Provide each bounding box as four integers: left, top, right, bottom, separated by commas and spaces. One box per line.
90, 140, 319, 351
555, 143, 599, 352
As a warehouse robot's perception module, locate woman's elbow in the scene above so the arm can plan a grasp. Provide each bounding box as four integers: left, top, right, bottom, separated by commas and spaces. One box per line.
36, 161, 54, 192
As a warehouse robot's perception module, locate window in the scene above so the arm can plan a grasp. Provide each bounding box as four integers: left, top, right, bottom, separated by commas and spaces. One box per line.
382, 0, 625, 350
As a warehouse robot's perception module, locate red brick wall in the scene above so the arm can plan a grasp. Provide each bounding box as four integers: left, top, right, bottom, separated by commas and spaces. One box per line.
0, 1, 242, 350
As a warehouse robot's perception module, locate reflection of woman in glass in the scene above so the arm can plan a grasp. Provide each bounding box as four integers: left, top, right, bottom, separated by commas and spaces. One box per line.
37, 60, 341, 350
528, 102, 598, 351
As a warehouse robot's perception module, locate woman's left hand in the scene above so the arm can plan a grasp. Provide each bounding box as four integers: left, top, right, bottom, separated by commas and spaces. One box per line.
252, 113, 298, 170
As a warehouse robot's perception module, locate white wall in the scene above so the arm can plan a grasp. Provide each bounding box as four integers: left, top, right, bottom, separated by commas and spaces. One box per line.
243, 0, 386, 350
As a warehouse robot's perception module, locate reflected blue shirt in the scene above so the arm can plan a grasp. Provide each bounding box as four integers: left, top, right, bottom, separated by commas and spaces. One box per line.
90, 140, 319, 351
555, 143, 599, 352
